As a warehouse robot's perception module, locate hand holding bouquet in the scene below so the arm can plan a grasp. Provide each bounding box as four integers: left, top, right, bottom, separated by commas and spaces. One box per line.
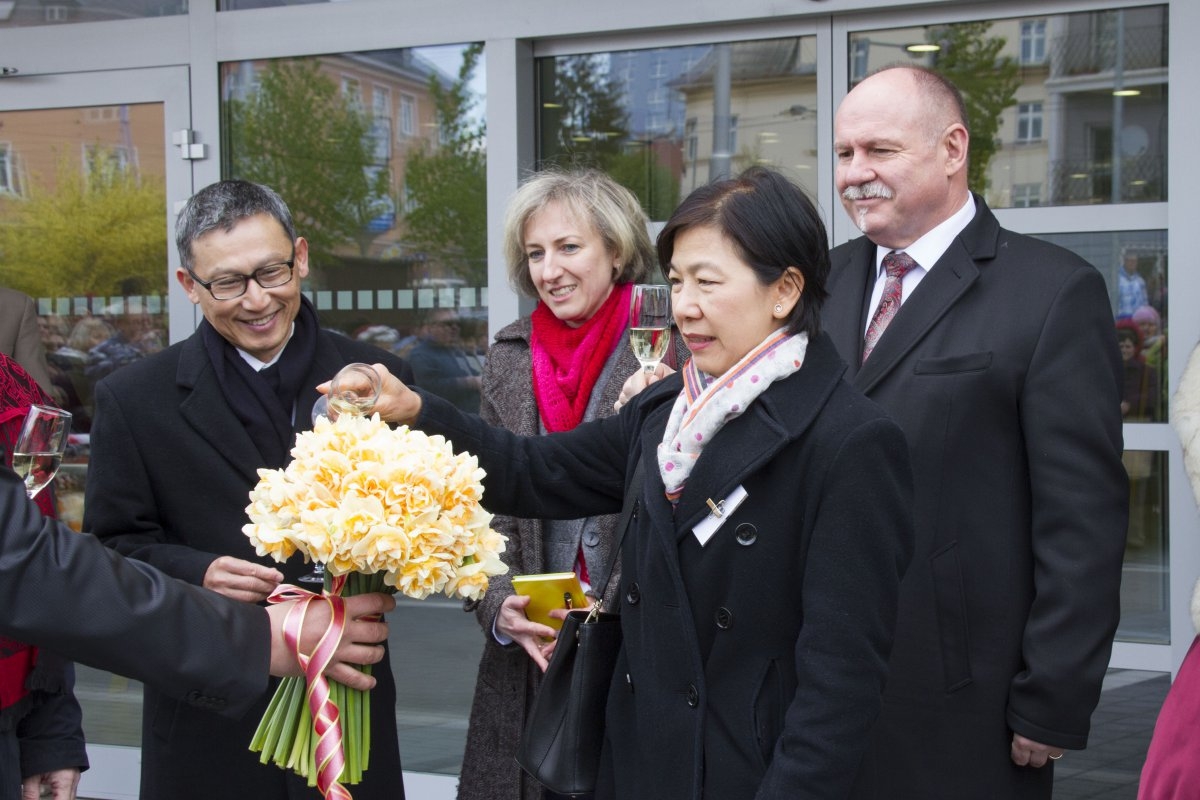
243, 412, 507, 798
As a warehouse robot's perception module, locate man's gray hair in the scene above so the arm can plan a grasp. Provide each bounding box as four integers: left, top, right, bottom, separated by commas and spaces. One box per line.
175, 180, 295, 271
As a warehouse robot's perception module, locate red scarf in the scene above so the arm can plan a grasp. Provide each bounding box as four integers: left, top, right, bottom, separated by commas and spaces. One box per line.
0, 353, 54, 715
530, 283, 632, 433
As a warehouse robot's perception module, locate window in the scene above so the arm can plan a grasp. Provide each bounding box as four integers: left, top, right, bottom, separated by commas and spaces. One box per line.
400, 93, 416, 137
373, 84, 391, 119
220, 43, 488, 466
850, 38, 871, 83
1011, 183, 1042, 207
341, 76, 362, 109
1020, 20, 1047, 65
850, 6, 1166, 208
1017, 102, 1044, 143
0, 142, 16, 195
537, 37, 817, 219
83, 107, 119, 124
82, 144, 135, 179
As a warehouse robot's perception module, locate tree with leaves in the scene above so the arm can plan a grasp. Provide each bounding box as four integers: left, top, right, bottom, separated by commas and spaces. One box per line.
929, 21, 1021, 195
0, 149, 166, 299
223, 58, 391, 262
541, 54, 630, 166
607, 145, 680, 222
402, 43, 489, 286
539, 54, 683, 219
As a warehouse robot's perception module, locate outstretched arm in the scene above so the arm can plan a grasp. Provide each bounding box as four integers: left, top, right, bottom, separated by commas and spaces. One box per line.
1, 469, 392, 711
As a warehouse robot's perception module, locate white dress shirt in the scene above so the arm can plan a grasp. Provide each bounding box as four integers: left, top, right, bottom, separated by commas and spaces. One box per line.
864, 194, 976, 335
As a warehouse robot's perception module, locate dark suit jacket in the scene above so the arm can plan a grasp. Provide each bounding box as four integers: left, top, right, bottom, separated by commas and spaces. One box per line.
417, 332, 915, 800
826, 197, 1128, 799
84, 329, 413, 800
0, 287, 53, 396
0, 469, 268, 717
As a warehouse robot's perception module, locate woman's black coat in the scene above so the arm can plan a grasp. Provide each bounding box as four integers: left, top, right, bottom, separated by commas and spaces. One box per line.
418, 332, 914, 800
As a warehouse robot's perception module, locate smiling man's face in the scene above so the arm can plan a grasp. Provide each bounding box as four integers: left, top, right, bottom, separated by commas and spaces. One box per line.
177, 212, 309, 362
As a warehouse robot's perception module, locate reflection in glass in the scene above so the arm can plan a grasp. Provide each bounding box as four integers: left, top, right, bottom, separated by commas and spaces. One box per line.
221, 43, 488, 775
0, 102, 169, 435
0, 1, 186, 28
220, 44, 487, 416
850, 5, 1167, 209
0, 98, 168, 767
538, 37, 819, 220
1119, 451, 1169, 644
1035, 230, 1168, 424
220, 0, 332, 7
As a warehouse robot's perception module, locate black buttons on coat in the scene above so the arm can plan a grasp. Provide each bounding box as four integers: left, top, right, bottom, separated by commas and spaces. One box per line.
686, 684, 699, 707
626, 582, 641, 605
715, 607, 733, 629
734, 523, 757, 546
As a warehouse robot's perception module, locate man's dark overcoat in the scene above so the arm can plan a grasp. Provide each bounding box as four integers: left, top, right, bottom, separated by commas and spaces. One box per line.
83, 329, 413, 800
418, 332, 914, 800
825, 198, 1128, 799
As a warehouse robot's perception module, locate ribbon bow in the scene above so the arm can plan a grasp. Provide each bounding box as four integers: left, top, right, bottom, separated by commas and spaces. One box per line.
267, 576, 352, 800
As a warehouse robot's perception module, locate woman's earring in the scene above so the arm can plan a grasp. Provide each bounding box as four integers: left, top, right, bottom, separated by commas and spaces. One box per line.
774, 303, 784, 315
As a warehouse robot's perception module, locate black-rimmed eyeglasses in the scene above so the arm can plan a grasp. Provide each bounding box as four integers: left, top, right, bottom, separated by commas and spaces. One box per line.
187, 258, 296, 301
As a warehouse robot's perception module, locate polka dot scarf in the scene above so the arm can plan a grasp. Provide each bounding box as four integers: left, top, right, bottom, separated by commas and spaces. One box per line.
657, 329, 808, 504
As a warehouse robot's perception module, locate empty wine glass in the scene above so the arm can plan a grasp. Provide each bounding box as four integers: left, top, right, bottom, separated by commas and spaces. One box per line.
629, 284, 672, 374
13, 404, 72, 499
302, 363, 382, 584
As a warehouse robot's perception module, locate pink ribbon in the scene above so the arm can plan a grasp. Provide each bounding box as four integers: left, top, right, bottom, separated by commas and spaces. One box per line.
268, 576, 352, 800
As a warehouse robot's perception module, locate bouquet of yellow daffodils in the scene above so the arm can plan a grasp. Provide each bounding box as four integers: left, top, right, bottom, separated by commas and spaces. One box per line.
243, 412, 506, 797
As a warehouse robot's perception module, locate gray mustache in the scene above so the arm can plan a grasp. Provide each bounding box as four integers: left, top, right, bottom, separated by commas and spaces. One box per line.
842, 182, 894, 201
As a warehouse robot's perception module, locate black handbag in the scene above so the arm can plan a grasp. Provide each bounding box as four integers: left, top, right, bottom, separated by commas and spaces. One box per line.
515, 460, 643, 796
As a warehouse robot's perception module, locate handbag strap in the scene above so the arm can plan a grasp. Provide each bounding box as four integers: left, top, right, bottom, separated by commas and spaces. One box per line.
589, 457, 644, 613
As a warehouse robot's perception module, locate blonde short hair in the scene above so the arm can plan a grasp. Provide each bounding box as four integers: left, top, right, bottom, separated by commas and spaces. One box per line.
502, 168, 655, 298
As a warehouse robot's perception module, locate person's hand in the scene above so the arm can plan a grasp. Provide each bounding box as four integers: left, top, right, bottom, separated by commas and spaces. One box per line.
267, 591, 395, 690
614, 362, 675, 412
1010, 733, 1065, 767
496, 594, 559, 671
22, 768, 80, 800
322, 363, 422, 425
202, 555, 283, 603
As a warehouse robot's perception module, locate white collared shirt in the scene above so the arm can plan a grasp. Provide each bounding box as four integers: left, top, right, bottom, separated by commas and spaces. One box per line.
235, 322, 295, 371
864, 194, 976, 335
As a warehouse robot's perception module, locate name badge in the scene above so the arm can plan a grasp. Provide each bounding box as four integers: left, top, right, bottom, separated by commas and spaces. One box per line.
692, 485, 748, 546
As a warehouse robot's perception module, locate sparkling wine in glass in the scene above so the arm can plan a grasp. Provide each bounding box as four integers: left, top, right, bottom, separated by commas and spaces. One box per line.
302, 363, 382, 584
310, 363, 383, 424
13, 404, 73, 500
629, 284, 672, 374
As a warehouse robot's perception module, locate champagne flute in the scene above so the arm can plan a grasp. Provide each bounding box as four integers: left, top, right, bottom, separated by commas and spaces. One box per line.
629, 284, 672, 374
302, 363, 382, 584
13, 404, 73, 500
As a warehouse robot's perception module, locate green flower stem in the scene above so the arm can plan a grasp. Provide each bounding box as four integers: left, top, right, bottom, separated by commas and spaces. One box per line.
250, 676, 289, 760
281, 677, 307, 770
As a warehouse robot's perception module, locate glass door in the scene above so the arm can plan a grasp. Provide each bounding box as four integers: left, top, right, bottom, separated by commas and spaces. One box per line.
0, 66, 194, 800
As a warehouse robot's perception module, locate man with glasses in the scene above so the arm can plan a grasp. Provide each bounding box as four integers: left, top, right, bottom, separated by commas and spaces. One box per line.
83, 180, 412, 799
